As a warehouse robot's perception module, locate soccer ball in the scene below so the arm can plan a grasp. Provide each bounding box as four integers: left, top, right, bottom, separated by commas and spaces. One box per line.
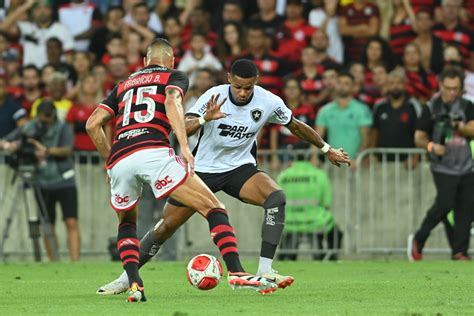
186, 254, 223, 290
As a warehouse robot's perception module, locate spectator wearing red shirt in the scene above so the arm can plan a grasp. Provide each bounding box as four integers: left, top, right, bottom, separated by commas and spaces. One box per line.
433, 0, 474, 71
101, 33, 123, 65
360, 36, 394, 85
163, 15, 185, 67
66, 74, 107, 153
270, 77, 316, 169
338, 0, 380, 63
216, 21, 248, 69
293, 46, 328, 108
403, 42, 438, 102
412, 8, 445, 74
275, 0, 315, 64
239, 24, 291, 97
389, 0, 416, 62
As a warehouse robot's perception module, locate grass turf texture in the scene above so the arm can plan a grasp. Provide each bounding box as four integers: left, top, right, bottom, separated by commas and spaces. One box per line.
1, 261, 473, 315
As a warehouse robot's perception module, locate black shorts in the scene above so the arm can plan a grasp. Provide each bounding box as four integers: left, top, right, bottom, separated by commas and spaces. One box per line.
168, 163, 262, 207
35, 186, 78, 224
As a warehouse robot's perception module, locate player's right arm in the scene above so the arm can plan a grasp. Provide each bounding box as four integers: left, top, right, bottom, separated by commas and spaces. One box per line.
185, 93, 228, 136
164, 88, 195, 175
86, 107, 112, 160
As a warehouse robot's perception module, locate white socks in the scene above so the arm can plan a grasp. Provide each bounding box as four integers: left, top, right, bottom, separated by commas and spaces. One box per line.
257, 257, 273, 275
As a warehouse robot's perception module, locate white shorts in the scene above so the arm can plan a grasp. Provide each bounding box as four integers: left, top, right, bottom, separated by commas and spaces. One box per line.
108, 147, 188, 211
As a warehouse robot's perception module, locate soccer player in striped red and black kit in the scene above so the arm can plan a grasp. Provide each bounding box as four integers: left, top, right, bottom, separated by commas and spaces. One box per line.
86, 39, 277, 302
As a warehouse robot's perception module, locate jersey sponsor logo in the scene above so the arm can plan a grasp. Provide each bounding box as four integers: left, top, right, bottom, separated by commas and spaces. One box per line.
274, 107, 289, 122
154, 175, 173, 190
217, 124, 256, 139
117, 128, 150, 140
251, 109, 263, 122
114, 194, 130, 204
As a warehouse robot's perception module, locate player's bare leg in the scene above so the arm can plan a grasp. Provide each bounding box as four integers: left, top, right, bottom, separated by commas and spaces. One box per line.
116, 206, 146, 302
239, 172, 295, 289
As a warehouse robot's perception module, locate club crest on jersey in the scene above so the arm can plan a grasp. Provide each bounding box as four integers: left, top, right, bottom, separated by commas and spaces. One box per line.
251, 109, 263, 122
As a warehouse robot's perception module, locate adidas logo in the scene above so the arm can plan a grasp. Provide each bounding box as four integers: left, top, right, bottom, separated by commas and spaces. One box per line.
119, 239, 136, 248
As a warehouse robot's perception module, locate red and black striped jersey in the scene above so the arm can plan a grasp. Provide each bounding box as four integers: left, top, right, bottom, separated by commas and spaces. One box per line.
99, 65, 189, 168
293, 69, 325, 106
404, 69, 438, 102
433, 23, 474, 67
389, 18, 416, 61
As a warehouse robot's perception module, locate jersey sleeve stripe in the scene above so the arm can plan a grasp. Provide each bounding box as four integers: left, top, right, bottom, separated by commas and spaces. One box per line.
165, 85, 184, 98
98, 103, 115, 118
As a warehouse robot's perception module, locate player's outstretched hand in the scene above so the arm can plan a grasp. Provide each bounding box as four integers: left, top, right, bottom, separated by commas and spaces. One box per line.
203, 94, 228, 121
326, 147, 351, 167
180, 146, 195, 176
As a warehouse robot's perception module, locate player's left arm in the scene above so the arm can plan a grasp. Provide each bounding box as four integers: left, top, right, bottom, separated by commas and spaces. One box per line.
86, 107, 112, 160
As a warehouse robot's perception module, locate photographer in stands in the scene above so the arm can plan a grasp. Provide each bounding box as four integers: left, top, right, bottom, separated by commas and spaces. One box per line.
0, 101, 80, 261
409, 66, 474, 261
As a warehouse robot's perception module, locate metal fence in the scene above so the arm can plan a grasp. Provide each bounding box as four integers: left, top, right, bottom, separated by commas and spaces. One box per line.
0, 148, 469, 262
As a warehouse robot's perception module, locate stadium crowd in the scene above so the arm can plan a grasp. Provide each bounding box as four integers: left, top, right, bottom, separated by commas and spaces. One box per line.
0, 0, 474, 261
0, 0, 473, 158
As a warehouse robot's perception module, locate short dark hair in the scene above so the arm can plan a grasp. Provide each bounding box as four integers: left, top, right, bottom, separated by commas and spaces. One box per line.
147, 37, 172, 51
22, 64, 40, 76
47, 37, 63, 48
132, 2, 148, 11
230, 59, 258, 78
440, 65, 465, 85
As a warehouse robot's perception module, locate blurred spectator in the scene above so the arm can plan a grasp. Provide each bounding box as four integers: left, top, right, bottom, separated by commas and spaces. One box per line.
107, 55, 129, 86
433, 0, 474, 71
412, 8, 444, 74
178, 32, 222, 87
17, 65, 43, 115
46, 37, 75, 83
41, 64, 56, 86
91, 63, 109, 93
250, 0, 285, 37
275, 0, 315, 64
163, 15, 185, 67
1, 101, 80, 262
388, 0, 416, 62
372, 69, 422, 164
216, 21, 248, 68
277, 145, 343, 261
222, 0, 245, 24
182, 7, 218, 51
349, 61, 383, 108
338, 0, 380, 63
270, 77, 316, 168
89, 5, 125, 61
72, 52, 92, 83
321, 66, 339, 104
409, 66, 474, 261
308, 0, 343, 63
239, 24, 290, 96
0, 76, 27, 138
442, 45, 474, 102
360, 36, 394, 84
183, 68, 217, 150
124, 1, 162, 34
58, 0, 102, 52
66, 74, 105, 152
358, 64, 387, 108
402, 42, 438, 103
310, 30, 341, 70
293, 46, 327, 108
0, 31, 20, 68
316, 72, 372, 162
0, 0, 74, 68
31, 72, 72, 122
101, 33, 123, 65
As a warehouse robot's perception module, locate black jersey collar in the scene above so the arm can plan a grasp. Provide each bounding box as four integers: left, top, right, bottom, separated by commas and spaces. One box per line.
228, 86, 254, 107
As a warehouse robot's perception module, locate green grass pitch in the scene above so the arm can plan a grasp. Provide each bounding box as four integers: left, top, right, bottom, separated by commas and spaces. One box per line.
2, 261, 473, 315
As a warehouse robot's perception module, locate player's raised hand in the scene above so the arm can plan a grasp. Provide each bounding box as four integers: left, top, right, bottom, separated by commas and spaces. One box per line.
180, 146, 195, 176
203, 94, 228, 121
326, 147, 351, 167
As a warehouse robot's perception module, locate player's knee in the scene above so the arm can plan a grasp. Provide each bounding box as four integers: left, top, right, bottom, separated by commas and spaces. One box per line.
264, 190, 286, 208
